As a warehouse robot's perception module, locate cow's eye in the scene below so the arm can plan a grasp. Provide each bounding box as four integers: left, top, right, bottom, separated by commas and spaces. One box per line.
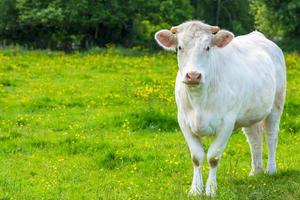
206, 46, 210, 51
178, 46, 182, 51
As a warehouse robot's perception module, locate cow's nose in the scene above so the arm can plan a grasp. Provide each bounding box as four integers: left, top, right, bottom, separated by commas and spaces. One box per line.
185, 72, 202, 85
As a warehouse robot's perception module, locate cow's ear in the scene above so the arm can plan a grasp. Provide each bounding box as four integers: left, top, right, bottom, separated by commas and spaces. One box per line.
154, 29, 177, 51
213, 30, 234, 48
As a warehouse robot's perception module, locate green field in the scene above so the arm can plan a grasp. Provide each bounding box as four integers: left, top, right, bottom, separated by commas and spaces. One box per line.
0, 47, 299, 199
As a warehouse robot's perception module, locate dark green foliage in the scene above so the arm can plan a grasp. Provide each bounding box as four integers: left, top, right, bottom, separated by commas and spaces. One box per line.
0, 0, 298, 50
250, 0, 300, 38
192, 0, 254, 34
0, 0, 193, 50
0, 0, 255, 50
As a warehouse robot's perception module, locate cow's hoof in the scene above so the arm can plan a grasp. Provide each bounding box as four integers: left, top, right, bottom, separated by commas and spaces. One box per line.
266, 166, 277, 175
266, 169, 276, 175
248, 170, 255, 176
205, 181, 217, 197
188, 186, 203, 196
249, 168, 263, 176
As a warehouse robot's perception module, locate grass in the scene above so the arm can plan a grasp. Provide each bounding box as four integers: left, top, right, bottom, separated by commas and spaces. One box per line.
0, 46, 299, 199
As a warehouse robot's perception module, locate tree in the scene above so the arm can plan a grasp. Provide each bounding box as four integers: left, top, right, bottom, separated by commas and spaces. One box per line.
191, 0, 254, 35
250, 0, 300, 37
0, 0, 298, 50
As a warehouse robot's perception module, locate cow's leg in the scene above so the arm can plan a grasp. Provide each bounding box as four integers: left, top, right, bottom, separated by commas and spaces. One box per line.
180, 125, 205, 196
265, 111, 283, 174
265, 89, 285, 174
243, 122, 263, 176
206, 121, 234, 197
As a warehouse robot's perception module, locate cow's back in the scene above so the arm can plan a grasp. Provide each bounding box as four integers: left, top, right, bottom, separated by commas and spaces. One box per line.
233, 31, 286, 88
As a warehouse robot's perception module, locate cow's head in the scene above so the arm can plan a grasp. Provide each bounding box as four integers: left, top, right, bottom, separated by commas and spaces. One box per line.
154, 21, 234, 86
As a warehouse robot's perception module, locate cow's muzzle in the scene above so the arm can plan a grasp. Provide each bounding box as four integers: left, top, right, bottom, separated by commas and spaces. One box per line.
183, 71, 202, 86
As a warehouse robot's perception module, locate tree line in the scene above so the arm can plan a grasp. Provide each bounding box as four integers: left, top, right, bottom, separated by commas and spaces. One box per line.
0, 0, 299, 51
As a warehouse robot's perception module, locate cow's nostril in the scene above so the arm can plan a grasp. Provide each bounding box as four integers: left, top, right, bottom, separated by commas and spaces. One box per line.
197, 73, 201, 80
186, 73, 191, 79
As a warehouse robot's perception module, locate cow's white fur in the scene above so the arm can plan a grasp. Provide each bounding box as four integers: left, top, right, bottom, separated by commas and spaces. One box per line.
155, 21, 286, 197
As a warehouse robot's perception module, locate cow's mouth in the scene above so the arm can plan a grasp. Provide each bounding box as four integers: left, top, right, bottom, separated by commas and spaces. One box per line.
182, 81, 200, 87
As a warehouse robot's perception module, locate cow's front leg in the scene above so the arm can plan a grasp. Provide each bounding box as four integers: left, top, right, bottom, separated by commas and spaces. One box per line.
180, 125, 205, 196
206, 122, 234, 197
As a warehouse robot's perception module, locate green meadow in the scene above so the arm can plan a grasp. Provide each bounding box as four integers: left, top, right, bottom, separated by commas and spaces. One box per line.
0, 47, 299, 199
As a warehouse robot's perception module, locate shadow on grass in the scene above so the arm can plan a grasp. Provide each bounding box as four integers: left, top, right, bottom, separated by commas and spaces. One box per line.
126, 110, 178, 132
97, 109, 179, 133
228, 170, 300, 199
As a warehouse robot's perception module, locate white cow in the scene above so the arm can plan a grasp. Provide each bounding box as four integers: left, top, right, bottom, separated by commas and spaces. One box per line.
154, 21, 286, 197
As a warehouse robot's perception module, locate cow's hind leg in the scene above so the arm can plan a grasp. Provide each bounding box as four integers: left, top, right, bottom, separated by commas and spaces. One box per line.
265, 110, 283, 174
265, 89, 285, 174
243, 122, 263, 176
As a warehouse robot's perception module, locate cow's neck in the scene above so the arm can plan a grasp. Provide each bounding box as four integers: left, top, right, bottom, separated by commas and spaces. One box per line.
178, 72, 221, 112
